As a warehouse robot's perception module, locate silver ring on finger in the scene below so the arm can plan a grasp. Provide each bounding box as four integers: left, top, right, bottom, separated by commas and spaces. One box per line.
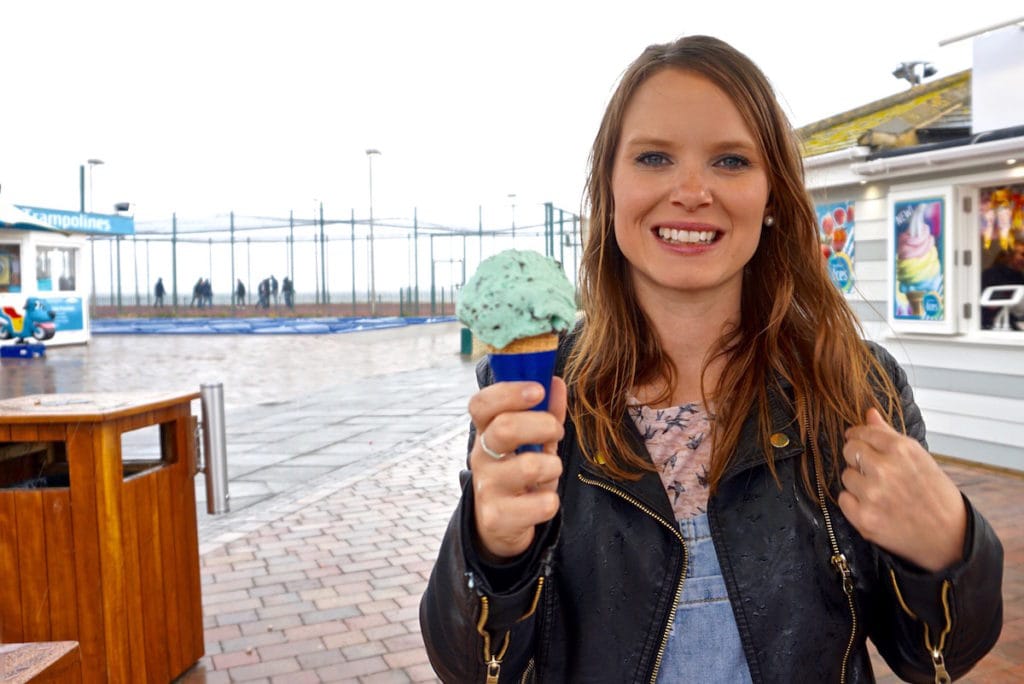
479, 431, 507, 460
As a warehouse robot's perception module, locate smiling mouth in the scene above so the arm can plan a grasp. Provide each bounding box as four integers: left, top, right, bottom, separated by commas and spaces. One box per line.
656, 226, 719, 245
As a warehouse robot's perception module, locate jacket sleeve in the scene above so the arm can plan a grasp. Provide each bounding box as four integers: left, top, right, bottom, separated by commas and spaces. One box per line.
420, 355, 561, 683
867, 345, 1004, 682
419, 480, 557, 682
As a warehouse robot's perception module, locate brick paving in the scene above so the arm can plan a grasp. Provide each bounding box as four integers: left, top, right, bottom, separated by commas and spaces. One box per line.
177, 423, 467, 683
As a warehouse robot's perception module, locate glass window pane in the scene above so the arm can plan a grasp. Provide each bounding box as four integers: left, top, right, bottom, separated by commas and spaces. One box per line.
0, 244, 22, 293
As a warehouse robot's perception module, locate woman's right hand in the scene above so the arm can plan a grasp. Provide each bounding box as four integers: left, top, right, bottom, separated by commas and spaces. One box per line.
468, 377, 567, 562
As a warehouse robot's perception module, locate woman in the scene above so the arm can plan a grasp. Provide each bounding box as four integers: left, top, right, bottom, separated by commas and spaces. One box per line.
421, 36, 1003, 683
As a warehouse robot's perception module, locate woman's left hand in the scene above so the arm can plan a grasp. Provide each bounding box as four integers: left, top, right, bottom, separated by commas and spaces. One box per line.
838, 408, 967, 572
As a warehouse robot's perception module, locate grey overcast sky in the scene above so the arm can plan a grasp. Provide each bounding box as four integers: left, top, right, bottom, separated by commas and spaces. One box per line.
1, 1, 1019, 230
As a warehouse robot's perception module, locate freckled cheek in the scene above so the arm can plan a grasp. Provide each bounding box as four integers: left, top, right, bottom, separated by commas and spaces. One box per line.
612, 200, 648, 253
733, 185, 770, 227
611, 178, 656, 232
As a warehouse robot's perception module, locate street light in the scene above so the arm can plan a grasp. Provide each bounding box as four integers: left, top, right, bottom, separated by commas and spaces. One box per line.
508, 193, 517, 243
366, 148, 381, 316
87, 159, 104, 212
81, 158, 104, 313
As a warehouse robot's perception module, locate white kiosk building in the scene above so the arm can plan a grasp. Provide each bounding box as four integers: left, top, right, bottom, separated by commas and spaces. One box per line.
0, 204, 134, 346
799, 22, 1024, 473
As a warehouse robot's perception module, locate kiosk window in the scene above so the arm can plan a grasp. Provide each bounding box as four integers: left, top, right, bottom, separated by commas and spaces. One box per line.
0, 244, 22, 293
36, 246, 77, 291
978, 184, 1024, 331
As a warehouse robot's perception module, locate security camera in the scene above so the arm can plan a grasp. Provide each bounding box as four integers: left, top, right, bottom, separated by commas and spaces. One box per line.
892, 61, 937, 87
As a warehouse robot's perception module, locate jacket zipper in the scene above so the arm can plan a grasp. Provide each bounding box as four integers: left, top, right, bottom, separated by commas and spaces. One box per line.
804, 410, 858, 684
477, 594, 509, 683
519, 657, 535, 683
476, 576, 545, 683
889, 569, 954, 684
804, 409, 954, 684
578, 472, 688, 684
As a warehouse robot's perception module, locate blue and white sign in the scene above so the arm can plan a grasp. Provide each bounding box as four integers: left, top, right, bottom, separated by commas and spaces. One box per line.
15, 206, 134, 236
827, 253, 854, 294
42, 296, 84, 331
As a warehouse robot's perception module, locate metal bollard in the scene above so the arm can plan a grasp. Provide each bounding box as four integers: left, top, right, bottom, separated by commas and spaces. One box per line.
200, 383, 230, 514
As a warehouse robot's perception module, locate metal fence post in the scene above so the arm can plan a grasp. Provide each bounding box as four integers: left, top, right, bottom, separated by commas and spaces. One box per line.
200, 383, 230, 514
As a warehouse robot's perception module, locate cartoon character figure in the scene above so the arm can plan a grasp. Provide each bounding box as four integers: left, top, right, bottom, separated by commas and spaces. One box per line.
0, 297, 57, 343
980, 198, 994, 250
991, 188, 1013, 250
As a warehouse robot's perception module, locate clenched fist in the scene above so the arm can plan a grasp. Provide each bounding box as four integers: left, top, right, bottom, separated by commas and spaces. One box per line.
468, 378, 567, 562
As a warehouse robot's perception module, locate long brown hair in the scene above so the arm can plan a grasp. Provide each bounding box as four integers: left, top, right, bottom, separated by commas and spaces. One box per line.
566, 35, 903, 492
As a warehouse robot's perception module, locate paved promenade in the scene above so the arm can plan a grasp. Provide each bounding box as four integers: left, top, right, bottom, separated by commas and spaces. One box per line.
1, 323, 1021, 682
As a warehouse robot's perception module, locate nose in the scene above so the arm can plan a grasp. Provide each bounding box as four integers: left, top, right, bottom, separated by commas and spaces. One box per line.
669, 167, 712, 211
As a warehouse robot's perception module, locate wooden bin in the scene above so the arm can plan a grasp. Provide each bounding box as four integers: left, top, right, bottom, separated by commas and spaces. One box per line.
0, 392, 204, 683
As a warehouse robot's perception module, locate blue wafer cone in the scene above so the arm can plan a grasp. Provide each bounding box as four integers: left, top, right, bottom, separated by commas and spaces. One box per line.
488, 348, 557, 453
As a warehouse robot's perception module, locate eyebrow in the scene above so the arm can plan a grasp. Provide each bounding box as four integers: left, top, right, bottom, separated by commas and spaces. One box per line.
620, 135, 759, 153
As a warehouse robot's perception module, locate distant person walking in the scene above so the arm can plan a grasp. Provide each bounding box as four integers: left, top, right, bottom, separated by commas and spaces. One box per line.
235, 279, 246, 306
191, 278, 203, 307
154, 277, 166, 307
257, 278, 270, 309
202, 279, 213, 308
282, 276, 294, 309
270, 275, 279, 306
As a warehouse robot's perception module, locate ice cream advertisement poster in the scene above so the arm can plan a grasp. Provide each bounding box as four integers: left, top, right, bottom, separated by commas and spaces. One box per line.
816, 201, 855, 293
893, 197, 945, 322
978, 183, 1024, 251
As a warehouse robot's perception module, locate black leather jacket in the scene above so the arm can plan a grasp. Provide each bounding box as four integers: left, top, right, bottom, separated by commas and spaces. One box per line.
420, 339, 1003, 683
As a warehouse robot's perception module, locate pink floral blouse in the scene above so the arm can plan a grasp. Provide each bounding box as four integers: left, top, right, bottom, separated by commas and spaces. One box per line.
627, 399, 713, 520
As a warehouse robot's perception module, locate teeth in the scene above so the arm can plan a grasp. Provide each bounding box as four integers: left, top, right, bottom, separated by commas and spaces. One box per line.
658, 227, 715, 244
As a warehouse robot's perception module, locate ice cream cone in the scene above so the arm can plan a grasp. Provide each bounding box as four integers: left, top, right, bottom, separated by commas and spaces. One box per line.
486, 334, 559, 453
483, 332, 558, 354
906, 290, 925, 316
457, 249, 576, 452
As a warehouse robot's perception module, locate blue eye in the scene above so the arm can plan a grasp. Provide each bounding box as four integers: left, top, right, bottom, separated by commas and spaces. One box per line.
635, 152, 671, 167
715, 155, 751, 170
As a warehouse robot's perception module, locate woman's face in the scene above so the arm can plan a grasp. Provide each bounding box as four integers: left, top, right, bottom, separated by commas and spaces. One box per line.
611, 68, 770, 308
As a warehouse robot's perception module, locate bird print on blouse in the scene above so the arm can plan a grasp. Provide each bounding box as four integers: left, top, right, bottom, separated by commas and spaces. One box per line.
628, 399, 714, 520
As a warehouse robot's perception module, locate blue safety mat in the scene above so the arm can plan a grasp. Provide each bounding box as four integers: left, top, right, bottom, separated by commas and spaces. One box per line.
91, 316, 457, 335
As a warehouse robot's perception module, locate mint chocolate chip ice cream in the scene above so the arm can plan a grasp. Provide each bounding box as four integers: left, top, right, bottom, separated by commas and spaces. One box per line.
457, 249, 576, 351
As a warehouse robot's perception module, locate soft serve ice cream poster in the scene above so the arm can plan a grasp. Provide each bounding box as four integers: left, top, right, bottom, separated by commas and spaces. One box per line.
893, 198, 944, 320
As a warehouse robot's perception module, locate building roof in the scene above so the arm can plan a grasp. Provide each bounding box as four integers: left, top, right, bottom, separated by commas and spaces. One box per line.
796, 70, 971, 158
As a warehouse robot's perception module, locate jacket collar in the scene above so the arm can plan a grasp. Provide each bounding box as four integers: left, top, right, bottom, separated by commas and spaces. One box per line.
577, 418, 678, 524
723, 381, 805, 479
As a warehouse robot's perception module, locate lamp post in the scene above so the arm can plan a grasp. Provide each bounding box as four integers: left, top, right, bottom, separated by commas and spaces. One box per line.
366, 148, 382, 316
86, 159, 104, 211
508, 193, 517, 244
83, 159, 104, 311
